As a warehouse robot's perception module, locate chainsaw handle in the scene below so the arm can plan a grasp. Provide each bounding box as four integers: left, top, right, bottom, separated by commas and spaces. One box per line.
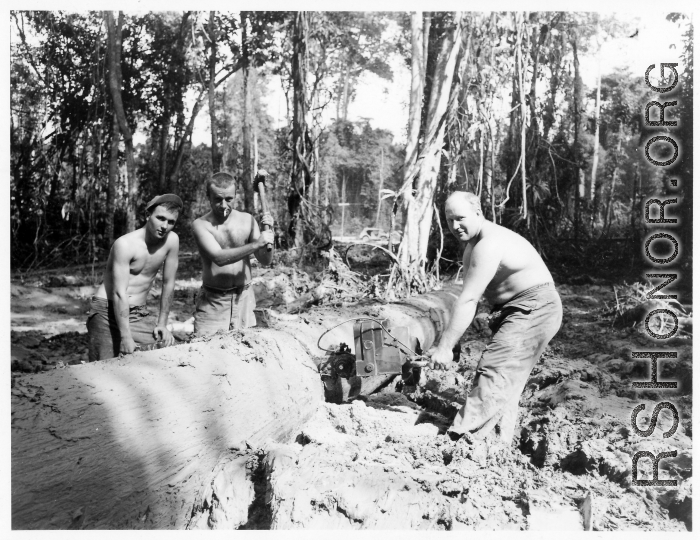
407, 355, 430, 368
407, 355, 450, 370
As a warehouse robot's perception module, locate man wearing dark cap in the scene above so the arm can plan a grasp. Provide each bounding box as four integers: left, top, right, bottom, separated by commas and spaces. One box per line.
86, 194, 183, 360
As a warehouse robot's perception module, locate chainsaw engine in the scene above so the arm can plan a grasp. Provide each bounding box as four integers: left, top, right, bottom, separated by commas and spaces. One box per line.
319, 319, 417, 402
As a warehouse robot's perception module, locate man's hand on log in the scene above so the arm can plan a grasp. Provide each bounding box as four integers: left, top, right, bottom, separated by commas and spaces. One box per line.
120, 336, 137, 356
153, 325, 175, 347
425, 346, 453, 370
261, 212, 274, 229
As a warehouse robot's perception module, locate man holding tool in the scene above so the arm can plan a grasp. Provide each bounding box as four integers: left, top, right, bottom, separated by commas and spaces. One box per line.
192, 171, 274, 335
87, 194, 182, 360
426, 191, 562, 444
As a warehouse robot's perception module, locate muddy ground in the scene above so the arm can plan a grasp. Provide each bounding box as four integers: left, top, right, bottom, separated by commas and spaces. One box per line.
9, 246, 693, 531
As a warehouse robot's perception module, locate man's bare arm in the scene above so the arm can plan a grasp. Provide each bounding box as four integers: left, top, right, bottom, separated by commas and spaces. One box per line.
154, 234, 179, 345
109, 239, 136, 353
429, 239, 503, 362
251, 215, 273, 266
193, 219, 270, 266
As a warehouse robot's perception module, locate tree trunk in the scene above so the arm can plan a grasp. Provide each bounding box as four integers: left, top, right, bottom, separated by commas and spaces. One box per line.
241, 12, 255, 213
399, 13, 465, 279
571, 30, 584, 241
208, 11, 223, 173
106, 111, 119, 245
445, 19, 472, 191
157, 109, 171, 191
313, 138, 320, 208
342, 62, 350, 122
630, 161, 639, 231
515, 13, 528, 222
486, 128, 495, 220
527, 16, 542, 137
12, 332, 323, 530
404, 11, 425, 182
12, 286, 459, 530
288, 12, 314, 250
605, 132, 623, 231
159, 12, 190, 191
340, 172, 346, 238
590, 33, 602, 224
543, 19, 564, 142
169, 93, 205, 193
105, 11, 137, 231
375, 147, 384, 228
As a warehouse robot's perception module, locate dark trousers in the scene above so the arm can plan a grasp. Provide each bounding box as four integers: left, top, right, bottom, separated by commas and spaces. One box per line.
193, 284, 257, 337
449, 283, 563, 443
86, 297, 157, 361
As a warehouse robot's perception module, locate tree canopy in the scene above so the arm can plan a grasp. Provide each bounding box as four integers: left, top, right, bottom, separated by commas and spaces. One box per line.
10, 10, 693, 292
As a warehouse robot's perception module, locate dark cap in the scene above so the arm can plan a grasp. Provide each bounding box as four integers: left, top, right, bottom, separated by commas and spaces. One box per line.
145, 194, 183, 213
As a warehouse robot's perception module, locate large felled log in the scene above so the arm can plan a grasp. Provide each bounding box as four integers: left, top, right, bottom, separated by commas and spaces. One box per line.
12, 331, 323, 530
12, 284, 459, 529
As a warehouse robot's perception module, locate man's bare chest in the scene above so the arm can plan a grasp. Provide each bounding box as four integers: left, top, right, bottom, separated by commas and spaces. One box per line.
208, 220, 251, 249
129, 248, 165, 277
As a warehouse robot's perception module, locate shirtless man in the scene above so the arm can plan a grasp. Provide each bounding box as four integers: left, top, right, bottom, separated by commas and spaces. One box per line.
192, 172, 274, 335
427, 192, 562, 443
87, 194, 182, 360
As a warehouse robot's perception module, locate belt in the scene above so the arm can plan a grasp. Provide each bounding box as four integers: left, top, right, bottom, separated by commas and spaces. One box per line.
91, 296, 147, 311
202, 283, 250, 295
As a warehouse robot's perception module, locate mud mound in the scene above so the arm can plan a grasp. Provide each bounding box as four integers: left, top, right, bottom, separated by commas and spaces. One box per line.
239, 284, 691, 531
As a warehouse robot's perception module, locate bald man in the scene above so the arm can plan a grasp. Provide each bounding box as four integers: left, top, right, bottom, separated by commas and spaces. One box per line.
427, 192, 562, 444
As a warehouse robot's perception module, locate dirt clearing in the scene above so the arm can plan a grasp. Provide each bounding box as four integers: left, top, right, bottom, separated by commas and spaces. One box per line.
9, 256, 693, 531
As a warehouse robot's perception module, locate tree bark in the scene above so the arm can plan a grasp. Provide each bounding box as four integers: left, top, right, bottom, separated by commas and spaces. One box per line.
340, 172, 346, 238
404, 12, 425, 177
486, 127, 495, 220
157, 109, 171, 191
241, 11, 255, 213
527, 17, 541, 138
375, 147, 384, 228
106, 111, 119, 245
571, 30, 584, 241
208, 11, 223, 173
313, 136, 320, 208
630, 161, 639, 232
288, 12, 314, 249
515, 13, 528, 222
590, 31, 602, 223
445, 19, 472, 192
605, 132, 623, 232
159, 12, 190, 191
105, 11, 137, 231
12, 285, 459, 530
399, 13, 465, 274
169, 93, 205, 193
342, 62, 350, 122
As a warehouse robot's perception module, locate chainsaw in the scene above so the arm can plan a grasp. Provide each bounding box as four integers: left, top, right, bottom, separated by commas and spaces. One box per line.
317, 317, 435, 402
